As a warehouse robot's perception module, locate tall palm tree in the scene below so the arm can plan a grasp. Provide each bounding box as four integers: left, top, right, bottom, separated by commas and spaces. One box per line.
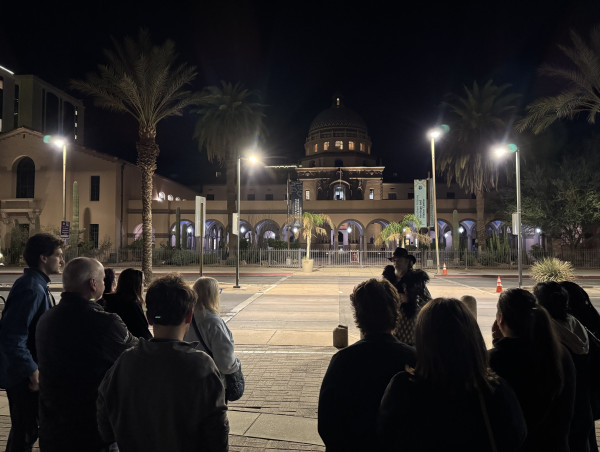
193, 81, 265, 256
71, 29, 197, 282
439, 80, 520, 252
286, 212, 334, 261
518, 26, 600, 133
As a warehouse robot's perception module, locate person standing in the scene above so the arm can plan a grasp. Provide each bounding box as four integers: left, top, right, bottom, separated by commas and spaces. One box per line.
0, 233, 63, 452
97, 274, 229, 451
382, 247, 431, 345
36, 257, 138, 451
318, 278, 416, 451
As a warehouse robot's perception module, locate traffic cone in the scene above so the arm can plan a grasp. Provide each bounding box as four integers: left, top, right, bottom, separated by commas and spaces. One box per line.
443, 263, 447, 275
496, 276, 503, 293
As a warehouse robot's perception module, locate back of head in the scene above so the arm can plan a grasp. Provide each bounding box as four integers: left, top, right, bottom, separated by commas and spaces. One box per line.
116, 268, 144, 301
63, 257, 103, 295
24, 233, 63, 268
351, 278, 400, 334
414, 297, 494, 392
103, 268, 116, 294
192, 277, 220, 313
559, 281, 592, 321
498, 288, 564, 396
146, 274, 196, 326
533, 282, 569, 321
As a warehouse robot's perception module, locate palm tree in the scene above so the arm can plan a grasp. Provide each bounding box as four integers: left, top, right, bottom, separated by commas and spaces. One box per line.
287, 212, 334, 261
193, 81, 265, 257
375, 214, 431, 248
518, 26, 600, 134
439, 80, 520, 252
71, 29, 198, 282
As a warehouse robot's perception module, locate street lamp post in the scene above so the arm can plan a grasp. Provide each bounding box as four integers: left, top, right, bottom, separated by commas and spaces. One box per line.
494, 144, 522, 288
234, 155, 260, 289
43, 135, 68, 224
427, 126, 448, 274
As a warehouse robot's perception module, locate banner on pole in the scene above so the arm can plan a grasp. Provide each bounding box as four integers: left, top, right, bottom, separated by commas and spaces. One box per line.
194, 196, 206, 237
290, 181, 303, 226
414, 179, 427, 228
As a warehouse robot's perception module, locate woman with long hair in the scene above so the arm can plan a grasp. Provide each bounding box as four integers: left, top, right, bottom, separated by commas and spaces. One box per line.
490, 288, 575, 452
378, 298, 526, 451
103, 268, 152, 339
183, 277, 241, 396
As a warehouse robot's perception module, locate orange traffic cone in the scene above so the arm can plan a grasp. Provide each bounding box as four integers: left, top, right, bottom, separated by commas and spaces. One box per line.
443, 263, 447, 275
496, 276, 503, 293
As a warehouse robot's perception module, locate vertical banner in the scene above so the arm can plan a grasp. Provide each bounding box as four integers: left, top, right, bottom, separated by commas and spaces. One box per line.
414, 179, 427, 228
429, 177, 434, 228
194, 196, 206, 237
290, 181, 303, 220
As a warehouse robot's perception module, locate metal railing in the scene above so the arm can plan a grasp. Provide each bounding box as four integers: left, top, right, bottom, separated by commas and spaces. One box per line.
4, 246, 600, 269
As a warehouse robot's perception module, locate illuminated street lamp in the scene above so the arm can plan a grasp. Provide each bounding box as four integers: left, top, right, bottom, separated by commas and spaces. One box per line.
234, 154, 259, 288
494, 143, 522, 288
43, 135, 68, 221
427, 125, 449, 274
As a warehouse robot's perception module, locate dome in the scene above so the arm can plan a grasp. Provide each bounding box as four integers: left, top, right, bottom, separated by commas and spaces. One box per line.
309, 95, 367, 132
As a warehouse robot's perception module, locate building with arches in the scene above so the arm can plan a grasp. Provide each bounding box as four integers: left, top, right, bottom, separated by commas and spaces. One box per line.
0, 69, 538, 258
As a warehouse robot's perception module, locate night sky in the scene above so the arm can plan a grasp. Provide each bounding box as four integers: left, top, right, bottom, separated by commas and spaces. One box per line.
2, 0, 600, 190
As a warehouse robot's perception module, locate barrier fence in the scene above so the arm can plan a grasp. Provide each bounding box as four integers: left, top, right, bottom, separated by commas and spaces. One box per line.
7, 246, 594, 269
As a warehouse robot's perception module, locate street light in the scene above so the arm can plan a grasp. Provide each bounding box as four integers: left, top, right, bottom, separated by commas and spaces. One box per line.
43, 135, 68, 222
494, 143, 522, 288
427, 125, 449, 274
234, 154, 259, 288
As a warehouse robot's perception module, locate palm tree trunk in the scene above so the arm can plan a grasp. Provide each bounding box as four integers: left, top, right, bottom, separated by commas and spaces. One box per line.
476, 188, 486, 253
136, 138, 159, 283
226, 158, 238, 258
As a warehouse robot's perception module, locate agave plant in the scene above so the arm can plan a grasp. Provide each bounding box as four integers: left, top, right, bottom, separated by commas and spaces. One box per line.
375, 214, 431, 248
530, 257, 575, 282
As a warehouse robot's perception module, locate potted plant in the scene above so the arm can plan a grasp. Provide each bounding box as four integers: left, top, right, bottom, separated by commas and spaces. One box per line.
288, 212, 334, 272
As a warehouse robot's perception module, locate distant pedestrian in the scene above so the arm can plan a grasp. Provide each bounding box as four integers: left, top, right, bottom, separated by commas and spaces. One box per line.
102, 268, 152, 339
318, 278, 416, 451
382, 247, 431, 345
378, 297, 526, 451
97, 274, 229, 452
490, 288, 575, 452
184, 276, 242, 401
534, 282, 595, 451
0, 233, 63, 452
36, 257, 137, 451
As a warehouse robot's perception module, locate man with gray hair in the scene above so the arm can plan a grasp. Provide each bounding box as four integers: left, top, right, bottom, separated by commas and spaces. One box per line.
36, 257, 137, 451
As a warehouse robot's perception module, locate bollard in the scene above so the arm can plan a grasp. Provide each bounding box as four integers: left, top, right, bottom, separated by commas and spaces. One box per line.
333, 324, 348, 349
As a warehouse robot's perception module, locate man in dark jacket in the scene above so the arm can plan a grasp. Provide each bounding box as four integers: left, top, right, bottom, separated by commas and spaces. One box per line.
97, 274, 229, 451
36, 257, 137, 451
318, 278, 416, 451
0, 233, 63, 452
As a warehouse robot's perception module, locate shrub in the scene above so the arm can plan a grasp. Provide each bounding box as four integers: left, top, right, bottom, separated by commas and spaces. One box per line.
531, 257, 575, 282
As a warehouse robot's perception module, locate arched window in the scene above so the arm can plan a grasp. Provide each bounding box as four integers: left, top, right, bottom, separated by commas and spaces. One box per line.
16, 157, 35, 198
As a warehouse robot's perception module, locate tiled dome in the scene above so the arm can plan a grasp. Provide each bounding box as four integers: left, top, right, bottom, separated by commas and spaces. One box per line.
309, 95, 367, 132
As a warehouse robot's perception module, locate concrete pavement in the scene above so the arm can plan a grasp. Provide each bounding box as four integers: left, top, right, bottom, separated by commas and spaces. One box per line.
1, 265, 600, 450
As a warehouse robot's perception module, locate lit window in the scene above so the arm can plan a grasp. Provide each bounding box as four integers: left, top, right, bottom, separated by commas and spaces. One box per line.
158, 192, 165, 201
314, 144, 318, 153
334, 185, 345, 200
360, 143, 365, 152
175, 197, 181, 201
335, 141, 343, 150
349, 141, 355, 150
305, 190, 310, 200
324, 142, 329, 151
369, 188, 374, 200
167, 194, 174, 201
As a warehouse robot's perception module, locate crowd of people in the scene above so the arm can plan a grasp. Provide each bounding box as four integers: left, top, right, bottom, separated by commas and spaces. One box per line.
319, 246, 600, 451
0, 233, 239, 451
1, 236, 599, 451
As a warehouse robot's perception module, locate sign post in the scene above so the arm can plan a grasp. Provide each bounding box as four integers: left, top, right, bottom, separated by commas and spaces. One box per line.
195, 196, 206, 275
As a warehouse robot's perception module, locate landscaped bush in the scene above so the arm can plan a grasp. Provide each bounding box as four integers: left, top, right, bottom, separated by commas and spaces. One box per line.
531, 257, 575, 282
